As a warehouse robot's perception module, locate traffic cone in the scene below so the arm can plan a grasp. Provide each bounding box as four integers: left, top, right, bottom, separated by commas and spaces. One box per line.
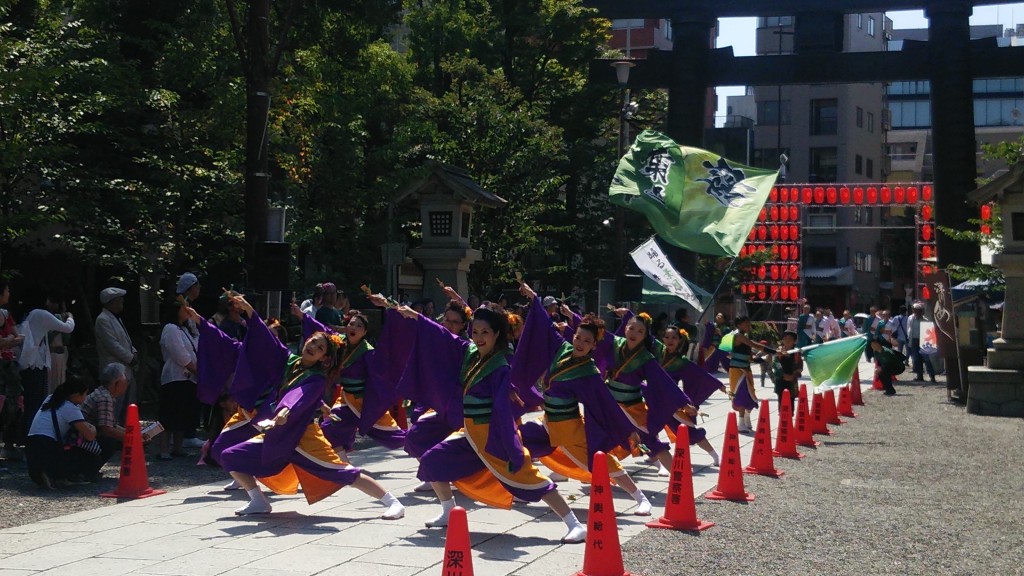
705, 412, 755, 502
646, 425, 714, 532
575, 452, 634, 576
101, 404, 166, 499
823, 389, 844, 425
810, 392, 832, 436
773, 389, 804, 459
794, 388, 821, 448
744, 400, 784, 477
872, 364, 885, 390
838, 386, 857, 418
440, 506, 473, 576
851, 370, 865, 406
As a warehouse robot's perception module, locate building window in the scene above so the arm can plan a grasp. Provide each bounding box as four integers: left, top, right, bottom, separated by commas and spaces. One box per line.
889, 101, 932, 128
429, 211, 453, 236
810, 99, 838, 135
868, 112, 875, 133
856, 107, 864, 128
807, 246, 837, 266
857, 14, 863, 29
867, 16, 876, 37
866, 158, 874, 179
663, 20, 672, 40
855, 155, 863, 175
886, 81, 931, 96
757, 100, 791, 125
763, 16, 793, 27
754, 148, 790, 170
973, 98, 1024, 127
809, 147, 838, 183
855, 252, 873, 272
854, 207, 872, 225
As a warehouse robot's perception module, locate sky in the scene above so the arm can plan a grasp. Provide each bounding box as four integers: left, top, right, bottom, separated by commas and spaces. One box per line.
714, 5, 1024, 123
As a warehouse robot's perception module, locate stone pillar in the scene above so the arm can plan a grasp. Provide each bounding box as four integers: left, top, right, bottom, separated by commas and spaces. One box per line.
988, 254, 1024, 369
408, 247, 480, 311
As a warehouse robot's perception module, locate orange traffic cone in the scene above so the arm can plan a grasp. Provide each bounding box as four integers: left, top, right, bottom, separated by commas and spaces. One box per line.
838, 386, 857, 418
810, 392, 832, 436
744, 400, 784, 477
646, 425, 714, 532
823, 389, 844, 425
440, 506, 474, 576
705, 413, 755, 502
101, 404, 166, 499
575, 452, 634, 576
794, 388, 821, 448
773, 389, 804, 459
851, 370, 865, 406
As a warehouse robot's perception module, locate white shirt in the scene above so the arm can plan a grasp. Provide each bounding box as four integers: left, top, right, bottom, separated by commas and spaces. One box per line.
825, 315, 841, 339
908, 313, 926, 340
160, 323, 198, 385
95, 308, 135, 368
28, 395, 85, 440
18, 309, 75, 370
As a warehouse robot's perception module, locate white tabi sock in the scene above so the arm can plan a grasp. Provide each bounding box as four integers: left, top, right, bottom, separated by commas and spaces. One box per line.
560, 510, 586, 543
631, 488, 652, 516
380, 492, 405, 520
426, 497, 455, 528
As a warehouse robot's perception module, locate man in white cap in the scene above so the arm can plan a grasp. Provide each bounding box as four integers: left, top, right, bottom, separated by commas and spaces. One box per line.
542, 295, 560, 321
176, 272, 201, 304
94, 287, 137, 420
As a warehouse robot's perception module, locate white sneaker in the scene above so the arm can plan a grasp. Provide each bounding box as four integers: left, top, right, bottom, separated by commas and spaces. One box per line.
381, 501, 406, 520
223, 479, 242, 491
634, 498, 652, 516
561, 524, 587, 543
234, 499, 272, 515
413, 481, 434, 492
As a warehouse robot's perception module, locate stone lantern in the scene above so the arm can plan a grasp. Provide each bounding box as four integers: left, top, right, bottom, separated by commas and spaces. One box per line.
394, 161, 506, 307
966, 161, 1024, 416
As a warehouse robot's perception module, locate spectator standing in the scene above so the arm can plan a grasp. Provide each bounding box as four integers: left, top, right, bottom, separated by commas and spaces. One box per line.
891, 305, 909, 357
25, 378, 96, 488
798, 304, 814, 348
95, 288, 137, 420
17, 294, 75, 443
157, 302, 199, 460
906, 302, 937, 383
315, 282, 344, 331
839, 309, 859, 337
214, 290, 248, 341
299, 283, 324, 317
80, 362, 129, 479
45, 295, 71, 393
0, 279, 26, 462
176, 272, 201, 305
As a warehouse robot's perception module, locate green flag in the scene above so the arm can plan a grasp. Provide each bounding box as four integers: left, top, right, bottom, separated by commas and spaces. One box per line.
609, 130, 779, 257
804, 336, 867, 390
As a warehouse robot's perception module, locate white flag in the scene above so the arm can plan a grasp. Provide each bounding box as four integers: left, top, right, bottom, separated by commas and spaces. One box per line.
629, 237, 705, 313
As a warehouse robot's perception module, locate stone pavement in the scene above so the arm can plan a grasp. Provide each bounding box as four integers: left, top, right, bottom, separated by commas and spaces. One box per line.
0, 360, 880, 576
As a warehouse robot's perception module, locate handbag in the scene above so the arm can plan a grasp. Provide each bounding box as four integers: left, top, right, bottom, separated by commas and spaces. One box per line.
52, 404, 101, 456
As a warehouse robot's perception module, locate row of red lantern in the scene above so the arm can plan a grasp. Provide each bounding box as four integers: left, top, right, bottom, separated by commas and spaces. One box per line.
757, 205, 801, 222
981, 203, 993, 235
740, 243, 801, 261
769, 185, 933, 206
748, 224, 801, 242
741, 283, 800, 302
752, 264, 802, 282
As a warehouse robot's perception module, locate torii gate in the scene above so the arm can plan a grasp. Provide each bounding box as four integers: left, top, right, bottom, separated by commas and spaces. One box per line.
585, 0, 1024, 389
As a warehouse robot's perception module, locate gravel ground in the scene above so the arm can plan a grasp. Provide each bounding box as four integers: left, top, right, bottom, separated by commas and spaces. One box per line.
622, 382, 1024, 576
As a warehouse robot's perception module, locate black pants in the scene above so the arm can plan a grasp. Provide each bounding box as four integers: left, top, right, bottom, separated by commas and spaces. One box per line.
25, 435, 92, 484
878, 369, 897, 394
20, 368, 48, 444
775, 380, 798, 410
89, 436, 122, 477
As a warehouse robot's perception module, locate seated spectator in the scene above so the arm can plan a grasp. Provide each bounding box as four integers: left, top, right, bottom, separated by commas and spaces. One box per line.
25, 378, 96, 488
81, 363, 129, 479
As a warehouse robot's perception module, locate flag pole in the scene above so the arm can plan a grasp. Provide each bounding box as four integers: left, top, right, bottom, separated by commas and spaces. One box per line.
695, 256, 739, 325
792, 333, 868, 355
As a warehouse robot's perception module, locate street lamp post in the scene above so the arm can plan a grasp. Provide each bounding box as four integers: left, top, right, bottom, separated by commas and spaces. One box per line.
612, 60, 635, 278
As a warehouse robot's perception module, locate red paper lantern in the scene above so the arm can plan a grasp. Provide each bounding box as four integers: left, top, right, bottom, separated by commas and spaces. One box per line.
880, 186, 892, 204
757, 226, 768, 241
894, 186, 905, 204
790, 286, 799, 301
921, 224, 933, 241
771, 245, 780, 259
780, 244, 790, 260
748, 228, 757, 242
922, 265, 933, 275
839, 186, 851, 204
853, 187, 864, 204
867, 186, 878, 204
921, 285, 931, 300
770, 187, 779, 203
802, 187, 813, 204
981, 204, 992, 220
921, 245, 933, 259
748, 284, 756, 295
982, 224, 992, 235
791, 245, 799, 260
922, 185, 933, 201
770, 265, 780, 280
780, 187, 789, 203
922, 204, 932, 221
770, 284, 780, 300
826, 186, 837, 204
781, 285, 790, 300
757, 265, 767, 280
770, 206, 780, 221
780, 225, 790, 241
789, 264, 799, 278
758, 207, 767, 222
814, 187, 825, 204
789, 225, 799, 240
769, 225, 779, 240
789, 205, 798, 221
907, 186, 919, 203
